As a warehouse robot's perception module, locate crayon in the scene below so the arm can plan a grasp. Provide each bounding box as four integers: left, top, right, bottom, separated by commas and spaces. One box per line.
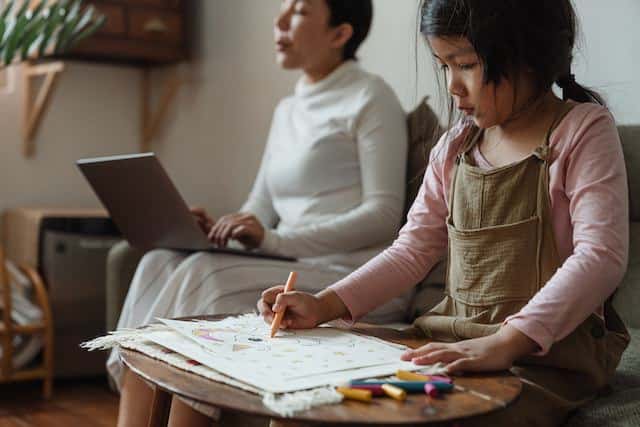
269, 272, 297, 338
350, 380, 454, 393
382, 383, 407, 401
396, 370, 453, 384
396, 370, 430, 381
424, 383, 439, 398
336, 387, 372, 403
348, 384, 386, 396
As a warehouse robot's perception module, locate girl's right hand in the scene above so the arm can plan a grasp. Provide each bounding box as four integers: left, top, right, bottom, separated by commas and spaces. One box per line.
258, 287, 349, 331
258, 286, 323, 330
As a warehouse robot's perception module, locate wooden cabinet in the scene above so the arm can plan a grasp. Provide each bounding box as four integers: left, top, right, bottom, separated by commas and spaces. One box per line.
65, 0, 188, 65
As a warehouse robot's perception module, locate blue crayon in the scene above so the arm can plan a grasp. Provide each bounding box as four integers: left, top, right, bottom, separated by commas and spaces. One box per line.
350, 380, 454, 393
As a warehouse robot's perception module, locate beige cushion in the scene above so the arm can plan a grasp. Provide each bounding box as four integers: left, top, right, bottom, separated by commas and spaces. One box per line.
404, 96, 444, 218
619, 126, 640, 222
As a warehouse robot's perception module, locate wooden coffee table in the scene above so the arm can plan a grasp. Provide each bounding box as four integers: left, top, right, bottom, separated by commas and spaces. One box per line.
120, 322, 522, 426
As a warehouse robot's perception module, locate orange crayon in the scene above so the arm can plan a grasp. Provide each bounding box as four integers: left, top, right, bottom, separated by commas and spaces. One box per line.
270, 271, 298, 338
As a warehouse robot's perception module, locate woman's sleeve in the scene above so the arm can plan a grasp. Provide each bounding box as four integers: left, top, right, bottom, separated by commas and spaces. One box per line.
260, 82, 408, 257
328, 134, 453, 321
506, 108, 629, 355
239, 110, 280, 229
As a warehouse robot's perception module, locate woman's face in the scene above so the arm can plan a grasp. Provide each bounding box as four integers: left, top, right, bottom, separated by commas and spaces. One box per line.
274, 0, 345, 72
428, 36, 518, 129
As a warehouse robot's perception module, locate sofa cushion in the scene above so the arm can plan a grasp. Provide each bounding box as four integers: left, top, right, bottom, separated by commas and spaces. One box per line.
405, 96, 443, 218
619, 126, 640, 222
613, 222, 640, 329
565, 328, 640, 427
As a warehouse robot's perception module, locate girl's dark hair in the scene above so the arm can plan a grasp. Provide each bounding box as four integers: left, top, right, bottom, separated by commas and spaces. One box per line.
420, 0, 605, 115
325, 0, 373, 60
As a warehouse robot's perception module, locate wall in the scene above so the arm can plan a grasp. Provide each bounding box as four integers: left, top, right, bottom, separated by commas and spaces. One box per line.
0, 63, 139, 213
0, 0, 637, 222
572, 0, 640, 124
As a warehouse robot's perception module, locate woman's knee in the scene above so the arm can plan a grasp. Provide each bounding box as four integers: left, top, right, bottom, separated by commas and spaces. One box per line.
139, 249, 186, 270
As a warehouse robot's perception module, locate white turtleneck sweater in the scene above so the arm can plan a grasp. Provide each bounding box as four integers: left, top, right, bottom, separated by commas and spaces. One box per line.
241, 61, 408, 270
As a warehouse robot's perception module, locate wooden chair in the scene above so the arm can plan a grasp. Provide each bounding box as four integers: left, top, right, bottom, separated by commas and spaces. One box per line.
0, 245, 54, 399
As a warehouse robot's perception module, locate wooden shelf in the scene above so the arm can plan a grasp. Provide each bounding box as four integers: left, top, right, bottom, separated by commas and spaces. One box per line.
64, 0, 188, 66
21, 61, 66, 158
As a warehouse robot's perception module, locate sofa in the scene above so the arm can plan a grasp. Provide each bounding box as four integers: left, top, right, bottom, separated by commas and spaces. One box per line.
104, 104, 639, 426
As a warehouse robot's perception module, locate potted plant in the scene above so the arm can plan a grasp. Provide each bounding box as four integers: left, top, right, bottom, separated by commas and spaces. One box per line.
0, 0, 105, 65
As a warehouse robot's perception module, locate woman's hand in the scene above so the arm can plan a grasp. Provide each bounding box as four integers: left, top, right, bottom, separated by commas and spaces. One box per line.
258, 288, 349, 331
401, 325, 539, 374
208, 213, 265, 249
190, 207, 215, 234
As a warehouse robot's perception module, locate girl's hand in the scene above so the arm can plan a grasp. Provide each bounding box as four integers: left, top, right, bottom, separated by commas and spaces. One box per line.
257, 288, 349, 330
401, 325, 539, 374
208, 213, 265, 249
190, 207, 215, 234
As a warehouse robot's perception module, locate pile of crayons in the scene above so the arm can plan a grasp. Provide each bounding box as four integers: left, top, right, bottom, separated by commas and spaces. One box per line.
336, 370, 453, 403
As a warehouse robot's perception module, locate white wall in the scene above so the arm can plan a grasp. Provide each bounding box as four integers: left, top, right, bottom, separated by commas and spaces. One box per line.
0, 63, 139, 213
572, 0, 640, 124
0, 0, 637, 221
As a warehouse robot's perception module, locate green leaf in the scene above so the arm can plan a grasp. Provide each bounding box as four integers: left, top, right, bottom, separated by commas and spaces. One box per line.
14, 0, 30, 21
0, 20, 6, 49
21, 19, 46, 60
1, 1, 15, 20
3, 6, 30, 65
28, 0, 46, 22
58, 5, 95, 52
54, 0, 83, 53
0, 0, 105, 65
65, 13, 105, 50
38, 3, 64, 56
74, 5, 94, 33
0, 15, 16, 50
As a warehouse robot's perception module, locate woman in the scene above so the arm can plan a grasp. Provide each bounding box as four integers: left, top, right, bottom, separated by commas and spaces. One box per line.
115, 1, 409, 425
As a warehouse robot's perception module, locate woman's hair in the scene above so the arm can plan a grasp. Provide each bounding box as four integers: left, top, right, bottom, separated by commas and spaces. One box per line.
325, 0, 373, 60
419, 0, 605, 124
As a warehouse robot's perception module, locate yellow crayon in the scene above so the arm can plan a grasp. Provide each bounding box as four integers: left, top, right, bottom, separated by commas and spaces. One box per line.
396, 370, 430, 381
382, 383, 407, 401
336, 387, 372, 403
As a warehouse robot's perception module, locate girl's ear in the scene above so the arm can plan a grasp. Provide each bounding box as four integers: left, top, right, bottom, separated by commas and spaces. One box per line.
330, 23, 354, 51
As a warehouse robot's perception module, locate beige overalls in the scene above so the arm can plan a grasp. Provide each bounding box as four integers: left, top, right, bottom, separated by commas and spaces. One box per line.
414, 105, 630, 426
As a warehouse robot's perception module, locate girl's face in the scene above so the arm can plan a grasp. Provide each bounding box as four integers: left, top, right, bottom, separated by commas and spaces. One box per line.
428, 36, 518, 129
274, 0, 346, 72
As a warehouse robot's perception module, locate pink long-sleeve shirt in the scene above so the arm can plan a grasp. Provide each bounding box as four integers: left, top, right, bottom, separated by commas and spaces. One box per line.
330, 102, 629, 355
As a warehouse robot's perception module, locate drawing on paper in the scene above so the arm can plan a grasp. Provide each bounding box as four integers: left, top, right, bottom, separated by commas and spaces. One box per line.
149, 314, 423, 393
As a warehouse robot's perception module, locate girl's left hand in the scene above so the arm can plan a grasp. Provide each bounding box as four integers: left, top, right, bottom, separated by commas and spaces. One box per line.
401, 325, 539, 374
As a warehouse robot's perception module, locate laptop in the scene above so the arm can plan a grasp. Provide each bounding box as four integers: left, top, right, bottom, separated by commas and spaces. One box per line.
76, 153, 295, 262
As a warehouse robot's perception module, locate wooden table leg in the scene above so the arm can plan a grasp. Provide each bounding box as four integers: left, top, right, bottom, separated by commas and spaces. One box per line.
147, 386, 172, 427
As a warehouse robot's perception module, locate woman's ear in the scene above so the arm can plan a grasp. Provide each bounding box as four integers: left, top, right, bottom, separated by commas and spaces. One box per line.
330, 23, 354, 51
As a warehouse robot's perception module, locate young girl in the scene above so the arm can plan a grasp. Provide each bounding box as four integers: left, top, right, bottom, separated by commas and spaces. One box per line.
260, 0, 630, 425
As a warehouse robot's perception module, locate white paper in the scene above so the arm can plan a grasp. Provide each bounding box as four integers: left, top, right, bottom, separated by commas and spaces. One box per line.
150, 315, 424, 393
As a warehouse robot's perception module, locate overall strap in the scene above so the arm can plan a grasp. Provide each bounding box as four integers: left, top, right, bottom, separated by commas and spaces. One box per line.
447, 125, 481, 224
